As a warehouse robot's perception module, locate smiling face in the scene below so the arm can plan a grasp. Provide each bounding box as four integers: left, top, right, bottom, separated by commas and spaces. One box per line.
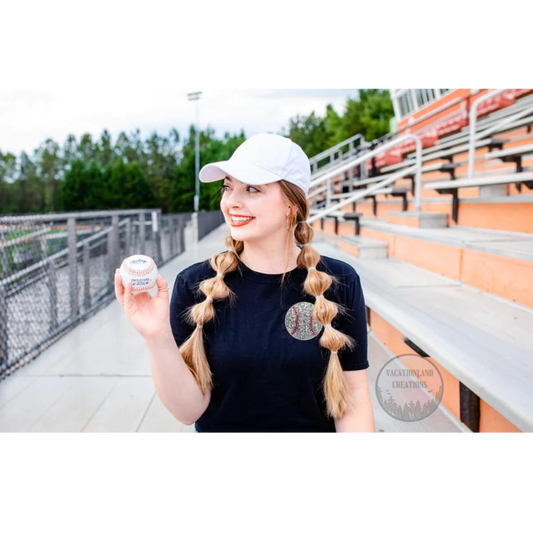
220, 175, 292, 242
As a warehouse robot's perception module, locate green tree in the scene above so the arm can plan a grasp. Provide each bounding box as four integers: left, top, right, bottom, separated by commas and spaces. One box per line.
104, 159, 156, 209
279, 111, 332, 159
329, 89, 394, 145
33, 138, 62, 212
0, 150, 18, 214
61, 159, 102, 211
1, 89, 396, 216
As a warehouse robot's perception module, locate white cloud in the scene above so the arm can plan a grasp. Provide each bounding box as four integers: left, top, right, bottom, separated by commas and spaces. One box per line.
0, 88, 361, 155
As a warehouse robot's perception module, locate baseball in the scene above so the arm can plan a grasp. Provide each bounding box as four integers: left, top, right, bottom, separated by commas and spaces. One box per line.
119, 254, 158, 294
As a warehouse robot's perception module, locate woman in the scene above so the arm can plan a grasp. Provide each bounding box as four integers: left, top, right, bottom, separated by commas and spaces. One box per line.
115, 133, 375, 432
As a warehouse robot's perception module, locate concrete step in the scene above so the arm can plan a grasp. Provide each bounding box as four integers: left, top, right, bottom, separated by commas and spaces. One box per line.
336, 235, 388, 259
332, 191, 533, 234
312, 240, 533, 433
386, 210, 448, 228
312, 216, 533, 309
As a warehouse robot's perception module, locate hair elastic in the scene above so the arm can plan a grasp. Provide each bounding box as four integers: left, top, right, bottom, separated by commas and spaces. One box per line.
205, 295, 213, 302
197, 324, 203, 329
216, 272, 225, 278
330, 350, 338, 356
308, 266, 317, 271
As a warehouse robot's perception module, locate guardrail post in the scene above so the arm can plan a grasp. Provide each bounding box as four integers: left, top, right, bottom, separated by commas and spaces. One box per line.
0, 282, 7, 367
191, 212, 199, 243
169, 216, 175, 258
0, 230, 10, 278
178, 215, 184, 254
152, 210, 162, 264
110, 214, 120, 284
67, 216, 79, 318
139, 212, 146, 252
0, 225, 8, 362
40, 224, 58, 330
82, 241, 91, 311
124, 218, 132, 258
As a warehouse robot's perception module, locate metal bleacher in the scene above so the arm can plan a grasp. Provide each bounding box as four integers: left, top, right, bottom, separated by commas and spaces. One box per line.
307, 89, 533, 433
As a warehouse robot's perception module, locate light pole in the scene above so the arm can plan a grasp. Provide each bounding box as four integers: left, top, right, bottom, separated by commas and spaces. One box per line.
187, 91, 202, 213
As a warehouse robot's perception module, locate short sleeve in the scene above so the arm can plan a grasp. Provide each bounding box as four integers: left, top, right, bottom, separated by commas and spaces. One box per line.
336, 267, 369, 371
169, 274, 197, 348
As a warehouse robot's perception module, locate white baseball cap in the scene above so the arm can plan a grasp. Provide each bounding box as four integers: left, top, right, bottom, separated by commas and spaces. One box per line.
198, 133, 311, 197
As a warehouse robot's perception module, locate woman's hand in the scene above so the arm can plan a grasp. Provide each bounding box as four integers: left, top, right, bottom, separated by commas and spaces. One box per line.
114, 268, 173, 340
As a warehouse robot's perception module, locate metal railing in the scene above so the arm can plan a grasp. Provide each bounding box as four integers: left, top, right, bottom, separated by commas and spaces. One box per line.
0, 208, 211, 381
468, 89, 533, 179
307, 133, 422, 224
308, 133, 367, 174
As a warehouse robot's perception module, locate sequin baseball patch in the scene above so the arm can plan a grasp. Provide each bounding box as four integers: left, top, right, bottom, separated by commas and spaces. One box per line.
285, 301, 323, 340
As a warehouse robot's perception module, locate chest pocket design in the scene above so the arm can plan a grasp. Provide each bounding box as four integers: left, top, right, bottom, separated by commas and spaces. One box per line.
285, 301, 323, 341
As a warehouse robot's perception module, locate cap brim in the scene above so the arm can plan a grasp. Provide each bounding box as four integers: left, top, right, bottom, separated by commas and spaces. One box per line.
199, 159, 282, 186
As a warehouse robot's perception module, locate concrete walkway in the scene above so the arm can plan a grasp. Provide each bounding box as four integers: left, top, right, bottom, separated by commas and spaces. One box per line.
0, 223, 468, 432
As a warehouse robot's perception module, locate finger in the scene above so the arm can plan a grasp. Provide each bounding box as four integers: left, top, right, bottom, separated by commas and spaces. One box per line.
123, 280, 134, 311
114, 269, 125, 304
155, 275, 170, 301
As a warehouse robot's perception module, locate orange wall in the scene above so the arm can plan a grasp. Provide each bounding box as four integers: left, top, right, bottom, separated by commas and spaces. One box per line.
369, 309, 522, 432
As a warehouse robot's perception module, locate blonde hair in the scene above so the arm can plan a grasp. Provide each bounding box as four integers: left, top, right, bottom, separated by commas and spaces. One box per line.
178, 180, 360, 420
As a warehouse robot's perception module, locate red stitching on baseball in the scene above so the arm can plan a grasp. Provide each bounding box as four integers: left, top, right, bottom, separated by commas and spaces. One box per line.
122, 257, 156, 277
291, 307, 299, 335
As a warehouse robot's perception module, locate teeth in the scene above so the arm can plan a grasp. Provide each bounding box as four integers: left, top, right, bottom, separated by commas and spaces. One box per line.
231, 216, 254, 223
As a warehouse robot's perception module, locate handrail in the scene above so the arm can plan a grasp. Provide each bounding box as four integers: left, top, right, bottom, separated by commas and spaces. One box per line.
308, 164, 417, 224
308, 133, 423, 219
309, 133, 366, 162
468, 85, 508, 179
309, 89, 524, 183
309, 133, 366, 165
470, 107, 533, 179
0, 208, 157, 224
307, 92, 471, 183
468, 89, 533, 179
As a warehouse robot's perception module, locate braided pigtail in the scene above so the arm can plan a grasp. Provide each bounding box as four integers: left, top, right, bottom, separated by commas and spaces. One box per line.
179, 246, 240, 394
292, 207, 359, 420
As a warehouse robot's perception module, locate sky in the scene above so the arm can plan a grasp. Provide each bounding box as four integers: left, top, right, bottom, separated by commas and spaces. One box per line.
0, 89, 361, 156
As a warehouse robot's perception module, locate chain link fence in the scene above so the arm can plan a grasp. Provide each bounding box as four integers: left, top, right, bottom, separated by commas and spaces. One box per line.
0, 208, 223, 381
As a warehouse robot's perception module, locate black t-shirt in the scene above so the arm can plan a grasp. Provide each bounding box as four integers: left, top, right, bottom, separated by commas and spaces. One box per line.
169, 251, 369, 432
